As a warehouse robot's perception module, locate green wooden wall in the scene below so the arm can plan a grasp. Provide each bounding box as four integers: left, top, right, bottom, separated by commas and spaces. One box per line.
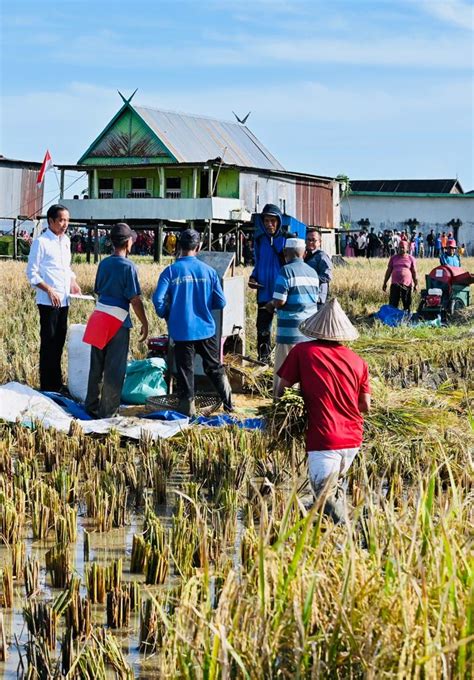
90, 167, 240, 199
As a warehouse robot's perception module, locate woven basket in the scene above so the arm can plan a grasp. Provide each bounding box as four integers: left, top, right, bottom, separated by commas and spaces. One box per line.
146, 394, 222, 417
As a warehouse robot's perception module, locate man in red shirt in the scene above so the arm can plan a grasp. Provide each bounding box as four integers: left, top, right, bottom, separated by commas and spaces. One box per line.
277, 298, 371, 524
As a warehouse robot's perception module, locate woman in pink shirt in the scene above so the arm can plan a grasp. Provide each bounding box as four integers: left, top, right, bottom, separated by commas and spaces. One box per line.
382, 241, 418, 311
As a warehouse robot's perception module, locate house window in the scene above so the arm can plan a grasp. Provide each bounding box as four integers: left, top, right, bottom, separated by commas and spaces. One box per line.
166, 177, 181, 199
130, 177, 150, 198
98, 178, 113, 199
279, 198, 286, 214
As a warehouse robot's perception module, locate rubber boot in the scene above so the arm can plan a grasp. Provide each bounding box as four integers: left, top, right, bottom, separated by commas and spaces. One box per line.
210, 371, 234, 412
177, 397, 196, 418
257, 333, 271, 364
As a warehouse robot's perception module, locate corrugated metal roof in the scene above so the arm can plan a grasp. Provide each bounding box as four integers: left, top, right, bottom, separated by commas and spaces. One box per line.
0, 156, 42, 168
134, 106, 285, 171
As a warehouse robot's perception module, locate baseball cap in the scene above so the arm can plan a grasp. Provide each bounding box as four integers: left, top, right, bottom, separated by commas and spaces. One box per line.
110, 222, 137, 243
179, 229, 201, 249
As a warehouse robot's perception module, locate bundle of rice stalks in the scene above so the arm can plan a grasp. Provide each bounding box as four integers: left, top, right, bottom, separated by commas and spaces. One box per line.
258, 388, 307, 443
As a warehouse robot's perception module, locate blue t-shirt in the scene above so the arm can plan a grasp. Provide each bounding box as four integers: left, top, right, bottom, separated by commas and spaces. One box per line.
273, 260, 319, 344
153, 256, 226, 341
440, 253, 461, 267
94, 254, 141, 328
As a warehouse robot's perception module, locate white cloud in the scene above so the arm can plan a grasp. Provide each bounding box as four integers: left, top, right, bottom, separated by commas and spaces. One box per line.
418, 0, 474, 31
21, 21, 473, 71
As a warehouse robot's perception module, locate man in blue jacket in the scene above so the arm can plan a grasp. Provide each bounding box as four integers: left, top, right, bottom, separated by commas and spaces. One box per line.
153, 229, 233, 417
249, 204, 287, 362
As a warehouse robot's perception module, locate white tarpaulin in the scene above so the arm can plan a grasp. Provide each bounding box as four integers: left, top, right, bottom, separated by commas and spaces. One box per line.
0, 382, 188, 440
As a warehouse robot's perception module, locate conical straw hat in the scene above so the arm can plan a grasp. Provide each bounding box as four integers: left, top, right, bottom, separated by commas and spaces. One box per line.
299, 298, 359, 341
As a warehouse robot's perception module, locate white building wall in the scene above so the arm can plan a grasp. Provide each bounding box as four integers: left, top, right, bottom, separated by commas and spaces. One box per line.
341, 195, 474, 253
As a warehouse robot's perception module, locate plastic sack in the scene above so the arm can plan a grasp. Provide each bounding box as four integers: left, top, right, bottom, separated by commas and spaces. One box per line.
121, 357, 167, 405
67, 324, 91, 402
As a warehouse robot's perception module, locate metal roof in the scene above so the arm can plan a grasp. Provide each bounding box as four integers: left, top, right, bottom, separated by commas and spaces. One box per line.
350, 179, 464, 194
0, 156, 42, 168
134, 106, 285, 171
350, 191, 474, 198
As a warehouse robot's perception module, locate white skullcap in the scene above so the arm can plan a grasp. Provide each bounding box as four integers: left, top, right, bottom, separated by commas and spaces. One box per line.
285, 238, 306, 249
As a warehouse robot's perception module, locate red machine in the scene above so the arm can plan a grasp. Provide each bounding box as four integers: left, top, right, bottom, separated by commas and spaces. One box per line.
428, 265, 473, 289
418, 265, 473, 320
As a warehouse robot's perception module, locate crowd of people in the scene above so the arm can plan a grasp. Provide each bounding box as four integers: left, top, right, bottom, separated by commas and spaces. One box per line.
343, 227, 466, 259
68, 227, 256, 261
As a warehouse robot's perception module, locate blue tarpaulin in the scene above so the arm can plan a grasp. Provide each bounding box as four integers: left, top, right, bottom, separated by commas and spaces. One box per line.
374, 305, 410, 327
42, 392, 93, 420
141, 410, 266, 430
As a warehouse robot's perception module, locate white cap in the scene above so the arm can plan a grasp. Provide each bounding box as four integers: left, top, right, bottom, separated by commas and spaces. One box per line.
285, 238, 306, 249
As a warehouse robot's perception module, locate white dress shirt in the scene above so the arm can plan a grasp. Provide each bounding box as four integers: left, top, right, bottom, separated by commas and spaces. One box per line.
26, 228, 74, 307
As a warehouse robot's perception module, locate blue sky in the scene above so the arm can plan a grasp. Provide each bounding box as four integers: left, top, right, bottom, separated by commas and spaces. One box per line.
1, 0, 473, 202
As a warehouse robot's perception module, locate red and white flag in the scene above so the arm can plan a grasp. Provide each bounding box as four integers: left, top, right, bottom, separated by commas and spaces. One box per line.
37, 150, 53, 186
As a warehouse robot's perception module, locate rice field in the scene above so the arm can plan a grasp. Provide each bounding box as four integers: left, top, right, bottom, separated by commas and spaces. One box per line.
0, 257, 473, 679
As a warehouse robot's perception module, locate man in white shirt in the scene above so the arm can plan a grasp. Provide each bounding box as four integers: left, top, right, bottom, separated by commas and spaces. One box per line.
26, 204, 81, 391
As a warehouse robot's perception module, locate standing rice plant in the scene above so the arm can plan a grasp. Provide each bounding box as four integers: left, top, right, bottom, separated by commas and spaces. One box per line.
0, 436, 13, 478
23, 600, 57, 650
0, 565, 13, 609
13, 458, 38, 498
0, 493, 24, 544
23, 557, 40, 598
52, 461, 79, 504
31, 500, 51, 539
64, 577, 92, 640
85, 559, 122, 604
11, 540, 26, 579
45, 544, 71, 589
106, 585, 130, 629
145, 544, 170, 585
54, 505, 77, 544
21, 635, 58, 680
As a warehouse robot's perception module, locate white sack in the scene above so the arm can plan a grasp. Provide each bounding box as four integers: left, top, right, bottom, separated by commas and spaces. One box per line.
67, 324, 91, 402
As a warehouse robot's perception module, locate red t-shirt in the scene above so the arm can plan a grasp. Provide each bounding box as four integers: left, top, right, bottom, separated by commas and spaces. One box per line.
277, 341, 370, 451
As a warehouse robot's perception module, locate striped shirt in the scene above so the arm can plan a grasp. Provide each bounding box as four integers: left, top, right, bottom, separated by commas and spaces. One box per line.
273, 260, 319, 344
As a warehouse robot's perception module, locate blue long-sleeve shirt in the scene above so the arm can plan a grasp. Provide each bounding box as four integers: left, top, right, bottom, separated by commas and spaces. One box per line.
153, 256, 226, 341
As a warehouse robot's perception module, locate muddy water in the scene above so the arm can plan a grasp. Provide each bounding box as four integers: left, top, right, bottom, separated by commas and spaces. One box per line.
0, 395, 274, 677
0, 492, 185, 678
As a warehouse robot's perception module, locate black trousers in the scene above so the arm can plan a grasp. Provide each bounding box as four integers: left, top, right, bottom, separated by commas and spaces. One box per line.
174, 335, 230, 406
85, 326, 130, 418
256, 306, 275, 362
389, 284, 412, 311
38, 304, 69, 392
